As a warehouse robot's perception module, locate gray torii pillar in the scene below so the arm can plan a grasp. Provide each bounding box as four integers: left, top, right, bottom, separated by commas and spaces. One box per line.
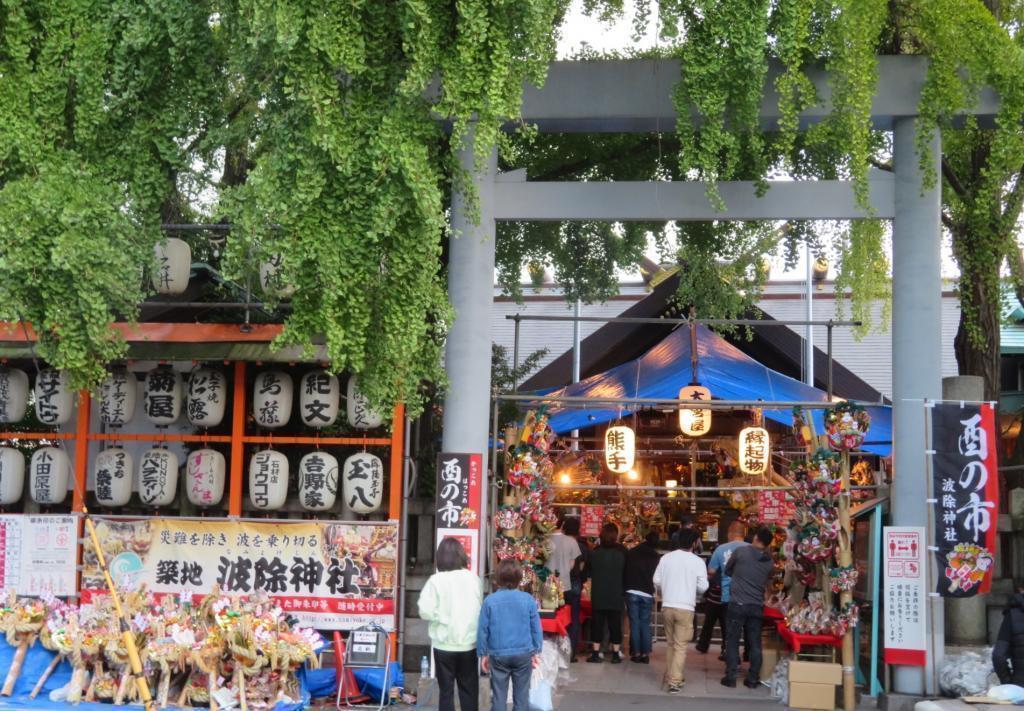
891, 117, 943, 696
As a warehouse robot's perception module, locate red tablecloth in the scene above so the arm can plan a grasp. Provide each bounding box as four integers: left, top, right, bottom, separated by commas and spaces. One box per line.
763, 606, 785, 621
540, 605, 572, 635
776, 621, 843, 654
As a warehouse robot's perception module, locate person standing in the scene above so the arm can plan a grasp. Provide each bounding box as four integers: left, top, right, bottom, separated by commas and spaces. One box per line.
993, 584, 1024, 685
585, 523, 627, 663
706, 521, 749, 660
548, 517, 584, 661
478, 559, 543, 711
623, 530, 661, 663
721, 527, 776, 689
695, 570, 726, 655
653, 528, 708, 694
418, 538, 483, 711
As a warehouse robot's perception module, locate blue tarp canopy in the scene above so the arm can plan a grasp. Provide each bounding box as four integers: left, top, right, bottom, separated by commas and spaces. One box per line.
541, 324, 892, 456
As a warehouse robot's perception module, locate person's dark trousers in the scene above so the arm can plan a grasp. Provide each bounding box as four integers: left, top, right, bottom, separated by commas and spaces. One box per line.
625, 593, 653, 655
565, 588, 583, 657
724, 602, 763, 684
696, 600, 727, 652
489, 653, 533, 711
434, 649, 479, 711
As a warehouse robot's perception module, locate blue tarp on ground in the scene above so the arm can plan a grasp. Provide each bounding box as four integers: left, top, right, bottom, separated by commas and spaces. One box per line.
542, 324, 892, 456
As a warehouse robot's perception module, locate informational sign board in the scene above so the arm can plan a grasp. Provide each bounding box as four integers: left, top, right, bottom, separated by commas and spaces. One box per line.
434, 453, 483, 575
0, 515, 78, 597
883, 526, 927, 666
758, 490, 795, 525
81, 518, 398, 630
580, 505, 605, 538
346, 628, 388, 667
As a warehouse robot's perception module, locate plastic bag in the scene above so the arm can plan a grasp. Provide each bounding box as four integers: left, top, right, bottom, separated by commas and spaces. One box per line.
988, 684, 1024, 702
938, 648, 996, 697
770, 658, 789, 703
529, 680, 554, 711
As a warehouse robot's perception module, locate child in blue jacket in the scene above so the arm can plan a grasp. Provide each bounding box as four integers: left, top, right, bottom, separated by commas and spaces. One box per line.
477, 558, 543, 711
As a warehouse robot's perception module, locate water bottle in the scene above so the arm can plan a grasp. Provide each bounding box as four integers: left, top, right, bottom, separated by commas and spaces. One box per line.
417, 655, 433, 707
420, 655, 430, 679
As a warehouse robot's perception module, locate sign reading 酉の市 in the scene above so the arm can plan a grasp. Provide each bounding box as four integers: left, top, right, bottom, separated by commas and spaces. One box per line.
435, 453, 483, 575
930, 402, 999, 597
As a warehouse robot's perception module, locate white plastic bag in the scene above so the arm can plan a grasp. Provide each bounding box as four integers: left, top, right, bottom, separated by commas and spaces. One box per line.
529, 680, 554, 711
988, 684, 1024, 702
938, 649, 996, 697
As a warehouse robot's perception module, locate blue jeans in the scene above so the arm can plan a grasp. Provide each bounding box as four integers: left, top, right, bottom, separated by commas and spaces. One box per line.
724, 602, 763, 684
489, 653, 533, 711
626, 593, 653, 655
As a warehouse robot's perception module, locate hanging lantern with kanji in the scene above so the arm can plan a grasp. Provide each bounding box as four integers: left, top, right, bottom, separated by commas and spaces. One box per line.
300, 370, 340, 428
34, 369, 72, 426
94, 448, 133, 508
253, 371, 293, 429
186, 367, 227, 427
99, 368, 137, 427
186, 449, 226, 507
259, 254, 295, 299
30, 446, 70, 505
604, 425, 635, 475
346, 377, 384, 429
144, 366, 183, 425
678, 384, 712, 437
738, 426, 771, 476
0, 447, 25, 505
152, 237, 191, 295
139, 448, 179, 506
342, 452, 383, 514
298, 451, 339, 511
249, 449, 289, 510
0, 368, 29, 424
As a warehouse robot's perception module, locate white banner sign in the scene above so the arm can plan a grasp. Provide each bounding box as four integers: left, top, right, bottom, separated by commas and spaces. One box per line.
0, 514, 78, 597
883, 526, 927, 666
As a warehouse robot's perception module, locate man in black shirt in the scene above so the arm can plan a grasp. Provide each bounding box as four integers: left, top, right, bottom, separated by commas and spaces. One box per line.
721, 526, 775, 689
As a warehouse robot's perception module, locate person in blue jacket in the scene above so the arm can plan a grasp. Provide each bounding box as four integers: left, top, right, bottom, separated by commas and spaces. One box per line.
478, 558, 543, 711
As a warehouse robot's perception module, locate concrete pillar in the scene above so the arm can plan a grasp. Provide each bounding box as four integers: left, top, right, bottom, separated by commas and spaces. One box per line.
891, 117, 943, 695
941, 377, 989, 644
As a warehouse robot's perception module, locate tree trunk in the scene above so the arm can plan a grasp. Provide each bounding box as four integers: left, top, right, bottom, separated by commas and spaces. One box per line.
953, 272, 1001, 401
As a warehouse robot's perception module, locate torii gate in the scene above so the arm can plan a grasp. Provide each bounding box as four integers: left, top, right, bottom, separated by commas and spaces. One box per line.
441, 56, 1001, 697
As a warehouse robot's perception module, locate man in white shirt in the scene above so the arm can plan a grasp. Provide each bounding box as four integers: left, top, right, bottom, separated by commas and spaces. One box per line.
653, 528, 708, 694
548, 517, 584, 659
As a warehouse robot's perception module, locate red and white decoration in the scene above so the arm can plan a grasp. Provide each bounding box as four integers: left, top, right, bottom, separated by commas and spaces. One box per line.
186, 448, 226, 507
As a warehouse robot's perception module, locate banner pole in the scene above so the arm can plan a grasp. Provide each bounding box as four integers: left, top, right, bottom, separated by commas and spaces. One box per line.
922, 402, 938, 696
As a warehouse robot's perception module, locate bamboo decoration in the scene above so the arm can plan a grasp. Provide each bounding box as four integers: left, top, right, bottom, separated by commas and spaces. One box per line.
838, 449, 855, 711
0, 593, 45, 695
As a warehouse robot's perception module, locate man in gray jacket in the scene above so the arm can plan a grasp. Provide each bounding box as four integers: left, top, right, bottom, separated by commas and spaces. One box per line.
721, 526, 775, 689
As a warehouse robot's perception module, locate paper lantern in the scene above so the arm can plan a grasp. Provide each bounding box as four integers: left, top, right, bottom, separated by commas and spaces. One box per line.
99, 368, 137, 427
0, 368, 29, 423
187, 368, 227, 427
342, 452, 384, 514
249, 449, 289, 510
0, 447, 25, 505
259, 254, 295, 299
186, 449, 226, 507
29, 447, 70, 505
346, 377, 384, 430
678, 385, 712, 437
665, 479, 678, 499
139, 448, 179, 506
144, 367, 183, 425
300, 370, 340, 428
34, 369, 72, 426
604, 425, 635, 475
94, 448, 133, 507
738, 427, 771, 476
252, 371, 293, 429
152, 237, 191, 295
298, 451, 339, 511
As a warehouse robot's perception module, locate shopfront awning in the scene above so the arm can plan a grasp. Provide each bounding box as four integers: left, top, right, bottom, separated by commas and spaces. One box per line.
539, 324, 892, 456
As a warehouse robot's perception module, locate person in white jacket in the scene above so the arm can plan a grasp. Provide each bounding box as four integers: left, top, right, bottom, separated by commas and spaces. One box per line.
653, 528, 708, 695
418, 538, 483, 711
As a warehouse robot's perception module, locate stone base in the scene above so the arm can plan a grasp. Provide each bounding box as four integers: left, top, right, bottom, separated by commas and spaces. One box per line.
880, 692, 924, 711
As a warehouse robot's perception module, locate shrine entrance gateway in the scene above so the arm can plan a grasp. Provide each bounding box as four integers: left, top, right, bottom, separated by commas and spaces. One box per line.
439, 57, 1002, 697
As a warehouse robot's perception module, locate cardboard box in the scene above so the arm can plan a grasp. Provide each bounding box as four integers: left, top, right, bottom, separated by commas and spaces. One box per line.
760, 647, 780, 681
789, 681, 837, 711
789, 660, 842, 685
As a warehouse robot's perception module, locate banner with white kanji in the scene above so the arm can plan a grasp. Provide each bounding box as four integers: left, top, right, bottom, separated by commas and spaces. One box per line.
80, 517, 398, 630
930, 402, 999, 597
435, 452, 483, 575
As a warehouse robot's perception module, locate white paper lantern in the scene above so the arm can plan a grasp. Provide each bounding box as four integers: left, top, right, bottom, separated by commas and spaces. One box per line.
99, 368, 137, 427
34, 369, 72, 426
253, 371, 293, 429
297, 452, 339, 511
0, 447, 25, 505
30, 447, 70, 505
346, 377, 384, 430
144, 367, 183, 425
342, 452, 384, 514
0, 368, 29, 423
300, 371, 339, 428
678, 385, 712, 437
249, 449, 289, 510
94, 448, 133, 507
604, 425, 635, 475
138, 448, 179, 506
152, 237, 191, 295
187, 368, 227, 427
186, 449, 226, 507
738, 426, 771, 476
259, 254, 295, 299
